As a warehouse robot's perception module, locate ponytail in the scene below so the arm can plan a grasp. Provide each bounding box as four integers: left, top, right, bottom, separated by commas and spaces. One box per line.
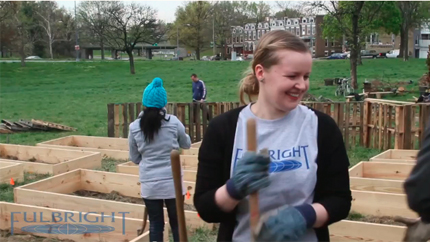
139, 108, 170, 143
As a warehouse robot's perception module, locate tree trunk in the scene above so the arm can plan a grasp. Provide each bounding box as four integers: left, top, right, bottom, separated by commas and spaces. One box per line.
398, 26, 405, 58
100, 38, 105, 60
196, 47, 200, 60
403, 26, 409, 61
127, 50, 135, 74
19, 39, 25, 67
357, 43, 362, 66
349, 13, 360, 90
49, 39, 53, 59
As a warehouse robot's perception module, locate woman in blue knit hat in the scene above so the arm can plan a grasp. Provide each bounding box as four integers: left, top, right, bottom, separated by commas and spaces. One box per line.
128, 77, 191, 242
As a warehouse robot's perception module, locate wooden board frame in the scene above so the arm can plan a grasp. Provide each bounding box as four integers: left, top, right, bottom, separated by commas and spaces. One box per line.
14, 169, 211, 230
369, 149, 418, 163
0, 144, 101, 175
329, 220, 406, 241
0, 201, 152, 242
181, 147, 199, 156
349, 161, 414, 180
37, 135, 129, 160
117, 161, 197, 182
191, 141, 201, 148
0, 160, 24, 184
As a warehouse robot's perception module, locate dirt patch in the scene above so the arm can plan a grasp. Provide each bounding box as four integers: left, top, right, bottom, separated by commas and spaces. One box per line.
0, 233, 75, 242
72, 190, 197, 211
347, 213, 404, 226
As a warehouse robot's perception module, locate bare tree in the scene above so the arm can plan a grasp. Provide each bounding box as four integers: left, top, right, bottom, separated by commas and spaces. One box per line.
104, 2, 158, 74
78, 1, 109, 59
35, 1, 65, 59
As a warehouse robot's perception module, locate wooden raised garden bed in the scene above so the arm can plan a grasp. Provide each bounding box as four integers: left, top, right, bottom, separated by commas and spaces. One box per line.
369, 149, 417, 163
0, 201, 154, 242
0, 144, 101, 175
329, 220, 406, 242
349, 161, 413, 180
181, 147, 199, 156
37, 135, 129, 160
14, 169, 209, 230
191, 141, 201, 148
0, 160, 24, 184
117, 161, 197, 182
348, 161, 416, 218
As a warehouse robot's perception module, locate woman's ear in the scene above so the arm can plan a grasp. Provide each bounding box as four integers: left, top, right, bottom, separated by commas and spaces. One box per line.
254, 64, 264, 82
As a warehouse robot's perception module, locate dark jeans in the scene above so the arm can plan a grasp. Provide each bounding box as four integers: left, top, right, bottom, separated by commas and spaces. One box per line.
142, 198, 180, 242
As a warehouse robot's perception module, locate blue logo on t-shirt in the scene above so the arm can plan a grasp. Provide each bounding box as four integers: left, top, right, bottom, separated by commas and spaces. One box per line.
269, 160, 302, 172
232, 145, 310, 174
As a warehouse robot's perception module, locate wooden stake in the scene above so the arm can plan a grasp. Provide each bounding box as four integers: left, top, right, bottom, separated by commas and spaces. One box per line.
247, 119, 259, 241
171, 150, 188, 242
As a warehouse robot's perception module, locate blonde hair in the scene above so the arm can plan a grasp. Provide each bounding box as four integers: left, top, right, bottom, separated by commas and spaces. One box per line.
239, 30, 310, 105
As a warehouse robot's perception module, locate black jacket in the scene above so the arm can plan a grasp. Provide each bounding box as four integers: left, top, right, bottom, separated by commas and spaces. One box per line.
404, 117, 430, 223
193, 105, 352, 241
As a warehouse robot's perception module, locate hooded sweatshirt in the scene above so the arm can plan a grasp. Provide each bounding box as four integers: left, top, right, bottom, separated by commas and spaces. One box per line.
128, 111, 192, 199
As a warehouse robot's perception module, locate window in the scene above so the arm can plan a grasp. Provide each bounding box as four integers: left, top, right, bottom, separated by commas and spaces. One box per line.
287, 21, 291, 25
239, 29, 242, 33
325, 38, 328, 47
258, 23, 262, 28
295, 21, 298, 25
279, 22, 283, 26
265, 23, 269, 28
422, 34, 430, 40
296, 28, 300, 35
313, 27, 316, 35
258, 30, 261, 39
303, 19, 307, 23
307, 29, 310, 35
251, 25, 255, 30
245, 25, 249, 30
310, 18, 314, 23
233, 29, 236, 34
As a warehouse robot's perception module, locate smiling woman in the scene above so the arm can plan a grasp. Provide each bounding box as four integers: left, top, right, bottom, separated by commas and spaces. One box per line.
193, 30, 352, 242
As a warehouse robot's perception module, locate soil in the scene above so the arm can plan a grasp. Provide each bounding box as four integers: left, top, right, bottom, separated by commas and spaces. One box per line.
346, 213, 404, 226
0, 233, 74, 242
72, 190, 197, 211
0, 154, 62, 164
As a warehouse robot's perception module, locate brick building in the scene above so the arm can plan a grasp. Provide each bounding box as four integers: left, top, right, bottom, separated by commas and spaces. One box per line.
227, 15, 342, 58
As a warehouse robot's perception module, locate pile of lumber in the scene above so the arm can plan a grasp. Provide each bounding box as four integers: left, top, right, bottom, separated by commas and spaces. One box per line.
0, 119, 77, 134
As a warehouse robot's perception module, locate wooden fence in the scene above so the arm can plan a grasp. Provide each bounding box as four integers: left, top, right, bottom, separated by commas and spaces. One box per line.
107, 100, 430, 150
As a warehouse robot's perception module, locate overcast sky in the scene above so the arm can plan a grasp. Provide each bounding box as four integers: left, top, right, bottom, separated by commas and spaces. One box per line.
56, 0, 288, 23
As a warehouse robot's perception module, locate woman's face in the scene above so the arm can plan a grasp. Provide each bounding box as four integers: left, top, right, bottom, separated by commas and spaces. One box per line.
256, 49, 312, 113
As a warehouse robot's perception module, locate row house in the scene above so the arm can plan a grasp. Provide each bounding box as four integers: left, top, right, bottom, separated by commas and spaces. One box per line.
227, 15, 342, 58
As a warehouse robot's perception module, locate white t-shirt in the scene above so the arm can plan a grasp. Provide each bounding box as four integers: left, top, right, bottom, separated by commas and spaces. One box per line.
230, 103, 319, 242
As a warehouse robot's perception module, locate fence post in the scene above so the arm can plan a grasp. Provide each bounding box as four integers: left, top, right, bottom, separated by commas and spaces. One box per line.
395, 106, 404, 149
362, 100, 371, 147
403, 105, 412, 149
107, 103, 115, 137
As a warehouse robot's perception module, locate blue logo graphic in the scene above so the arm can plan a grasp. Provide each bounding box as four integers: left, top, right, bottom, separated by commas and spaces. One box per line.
269, 160, 302, 173
21, 224, 115, 235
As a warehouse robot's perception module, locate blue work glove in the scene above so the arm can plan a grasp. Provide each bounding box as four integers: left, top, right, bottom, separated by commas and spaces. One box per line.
226, 151, 271, 200
255, 204, 316, 241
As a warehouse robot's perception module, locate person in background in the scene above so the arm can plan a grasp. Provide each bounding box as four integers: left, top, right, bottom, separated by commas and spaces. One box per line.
193, 30, 351, 241
396, 117, 430, 241
128, 77, 191, 242
191, 73, 210, 122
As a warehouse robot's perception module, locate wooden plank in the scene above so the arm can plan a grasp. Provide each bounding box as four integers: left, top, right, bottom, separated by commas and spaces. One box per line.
191, 141, 201, 148
0, 144, 101, 175
0, 160, 24, 184
37, 135, 129, 160
117, 161, 197, 182
352, 103, 357, 147
122, 103, 128, 138
0, 202, 150, 242
129, 103, 135, 123
107, 103, 115, 137
14, 169, 211, 230
344, 102, 350, 149
350, 161, 414, 180
351, 190, 416, 218
350, 177, 404, 194
31, 119, 77, 131
403, 105, 412, 149
114, 104, 120, 138
329, 220, 406, 242
369, 149, 417, 163
181, 148, 199, 156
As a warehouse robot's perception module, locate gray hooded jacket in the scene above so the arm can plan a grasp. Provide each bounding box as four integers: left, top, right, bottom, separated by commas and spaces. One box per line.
128, 111, 191, 199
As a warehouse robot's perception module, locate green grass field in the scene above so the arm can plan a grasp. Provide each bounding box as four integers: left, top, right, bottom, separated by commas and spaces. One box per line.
0, 58, 426, 145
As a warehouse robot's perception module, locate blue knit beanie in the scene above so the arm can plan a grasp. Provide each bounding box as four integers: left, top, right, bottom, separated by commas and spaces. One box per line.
142, 77, 167, 109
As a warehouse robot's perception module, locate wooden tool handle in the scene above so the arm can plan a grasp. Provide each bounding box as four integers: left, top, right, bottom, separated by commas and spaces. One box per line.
247, 119, 259, 241
171, 150, 188, 242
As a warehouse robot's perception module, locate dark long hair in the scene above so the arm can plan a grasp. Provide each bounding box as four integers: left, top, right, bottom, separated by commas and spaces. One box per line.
140, 107, 170, 143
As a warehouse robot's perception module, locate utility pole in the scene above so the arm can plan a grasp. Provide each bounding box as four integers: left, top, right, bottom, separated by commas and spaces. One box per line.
212, 17, 215, 55
75, 0, 79, 62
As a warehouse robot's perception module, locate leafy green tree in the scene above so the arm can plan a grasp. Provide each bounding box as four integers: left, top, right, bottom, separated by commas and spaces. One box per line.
173, 1, 212, 60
